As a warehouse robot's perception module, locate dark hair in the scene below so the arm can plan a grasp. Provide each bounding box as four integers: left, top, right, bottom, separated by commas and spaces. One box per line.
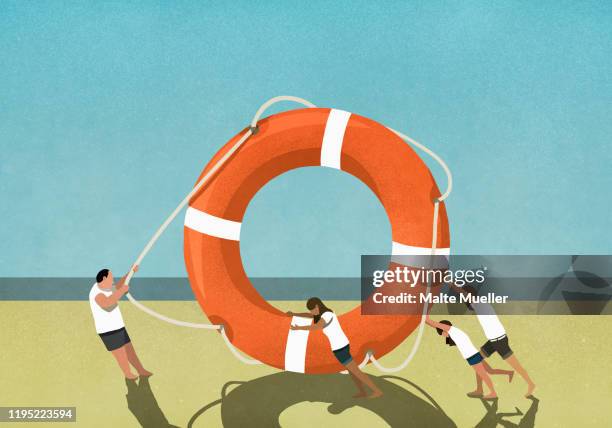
463, 285, 478, 311
306, 297, 332, 323
436, 320, 455, 346
96, 269, 110, 283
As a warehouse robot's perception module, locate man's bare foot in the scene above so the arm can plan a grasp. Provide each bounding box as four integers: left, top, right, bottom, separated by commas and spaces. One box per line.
482, 393, 498, 400
525, 383, 536, 397
138, 369, 153, 377
508, 371, 515, 383
352, 392, 367, 398
125, 373, 138, 380
368, 391, 383, 399
467, 391, 483, 398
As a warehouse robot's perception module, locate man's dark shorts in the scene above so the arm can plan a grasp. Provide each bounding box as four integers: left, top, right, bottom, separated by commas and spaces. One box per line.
481, 335, 513, 359
99, 327, 131, 351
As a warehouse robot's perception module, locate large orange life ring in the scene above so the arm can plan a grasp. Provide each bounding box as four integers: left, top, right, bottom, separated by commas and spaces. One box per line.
184, 108, 450, 374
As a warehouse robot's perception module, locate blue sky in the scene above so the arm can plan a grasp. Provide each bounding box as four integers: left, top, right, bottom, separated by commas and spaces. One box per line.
1, 1, 611, 277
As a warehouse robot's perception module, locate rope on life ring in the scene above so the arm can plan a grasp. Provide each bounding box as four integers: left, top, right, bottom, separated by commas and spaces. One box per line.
123, 95, 453, 371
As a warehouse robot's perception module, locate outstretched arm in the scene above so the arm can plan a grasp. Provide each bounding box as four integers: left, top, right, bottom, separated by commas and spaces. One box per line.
424, 314, 451, 332
286, 311, 314, 318
290, 318, 328, 331
95, 265, 138, 309
115, 264, 139, 289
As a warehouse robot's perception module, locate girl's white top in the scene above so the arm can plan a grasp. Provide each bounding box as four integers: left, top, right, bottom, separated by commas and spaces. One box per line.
321, 311, 350, 351
448, 326, 479, 359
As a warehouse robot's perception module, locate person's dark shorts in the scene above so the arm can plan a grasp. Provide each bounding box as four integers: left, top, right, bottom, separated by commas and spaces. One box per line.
99, 327, 131, 351
332, 344, 353, 365
467, 352, 484, 366
480, 335, 513, 359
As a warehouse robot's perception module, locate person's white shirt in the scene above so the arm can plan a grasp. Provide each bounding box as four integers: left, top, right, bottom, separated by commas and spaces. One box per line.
320, 311, 349, 351
471, 301, 506, 339
89, 283, 125, 334
448, 326, 479, 359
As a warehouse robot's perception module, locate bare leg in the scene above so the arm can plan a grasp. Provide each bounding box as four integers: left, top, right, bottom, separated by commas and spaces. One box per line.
344, 360, 383, 398
125, 342, 152, 376
111, 346, 137, 379
504, 354, 535, 396
473, 363, 497, 399
348, 372, 367, 398
467, 372, 484, 398
482, 360, 514, 382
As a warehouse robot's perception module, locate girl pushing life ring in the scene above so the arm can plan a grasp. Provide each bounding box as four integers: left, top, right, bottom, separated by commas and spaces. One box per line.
183, 107, 450, 374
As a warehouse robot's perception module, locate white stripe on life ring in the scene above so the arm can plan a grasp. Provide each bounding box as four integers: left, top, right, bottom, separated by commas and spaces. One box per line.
284, 316, 312, 373
321, 109, 351, 170
391, 241, 450, 267
391, 242, 450, 256
184, 206, 242, 241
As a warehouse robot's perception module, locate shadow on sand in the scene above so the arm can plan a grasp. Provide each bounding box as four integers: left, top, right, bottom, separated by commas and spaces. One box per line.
188, 372, 456, 427
125, 377, 179, 428
474, 396, 539, 428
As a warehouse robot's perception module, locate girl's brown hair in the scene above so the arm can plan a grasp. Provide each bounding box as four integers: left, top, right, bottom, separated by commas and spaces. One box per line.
306, 297, 332, 323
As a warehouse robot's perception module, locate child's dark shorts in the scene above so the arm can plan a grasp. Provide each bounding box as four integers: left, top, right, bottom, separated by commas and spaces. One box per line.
467, 352, 484, 366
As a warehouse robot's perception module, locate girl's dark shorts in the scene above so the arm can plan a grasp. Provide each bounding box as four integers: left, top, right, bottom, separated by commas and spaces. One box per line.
332, 344, 353, 365
99, 327, 131, 351
480, 335, 513, 359
467, 352, 484, 366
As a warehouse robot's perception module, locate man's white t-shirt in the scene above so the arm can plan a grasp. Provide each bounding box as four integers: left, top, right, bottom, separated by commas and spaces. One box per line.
89, 283, 125, 334
448, 326, 479, 359
320, 311, 349, 351
471, 302, 506, 339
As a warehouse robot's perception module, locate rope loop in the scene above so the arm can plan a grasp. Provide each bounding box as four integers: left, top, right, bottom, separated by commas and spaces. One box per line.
122, 96, 451, 370
250, 95, 316, 129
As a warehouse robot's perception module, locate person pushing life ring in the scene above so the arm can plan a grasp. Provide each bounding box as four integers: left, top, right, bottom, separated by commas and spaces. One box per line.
183, 107, 450, 374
